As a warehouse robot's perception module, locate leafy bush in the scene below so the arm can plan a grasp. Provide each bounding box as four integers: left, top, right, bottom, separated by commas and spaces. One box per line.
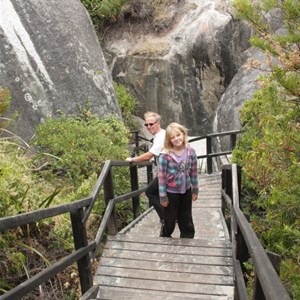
80, 0, 127, 30
1, 83, 145, 298
114, 81, 138, 129
232, 0, 300, 297
0, 87, 10, 117
0, 141, 74, 296
32, 109, 136, 241
33, 112, 130, 187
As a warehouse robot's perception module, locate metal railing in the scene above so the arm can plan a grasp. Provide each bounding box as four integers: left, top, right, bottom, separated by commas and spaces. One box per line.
129, 129, 241, 174
189, 130, 240, 173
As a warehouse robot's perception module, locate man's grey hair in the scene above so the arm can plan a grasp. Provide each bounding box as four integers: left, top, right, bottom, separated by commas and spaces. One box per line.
144, 111, 161, 122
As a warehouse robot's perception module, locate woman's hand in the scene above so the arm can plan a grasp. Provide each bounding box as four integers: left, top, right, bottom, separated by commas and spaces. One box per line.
192, 194, 198, 201
160, 201, 168, 207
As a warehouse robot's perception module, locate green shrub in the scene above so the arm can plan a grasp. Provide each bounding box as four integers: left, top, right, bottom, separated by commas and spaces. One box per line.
80, 0, 126, 30
0, 87, 10, 117
231, 0, 300, 297
114, 81, 138, 129
33, 113, 130, 187
1, 110, 134, 296
0, 142, 71, 295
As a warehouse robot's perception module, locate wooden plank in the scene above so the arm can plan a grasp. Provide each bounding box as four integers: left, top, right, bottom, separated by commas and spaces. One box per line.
96, 266, 234, 285
107, 234, 231, 248
104, 240, 232, 257
199, 187, 221, 192
96, 286, 233, 300
94, 276, 234, 296
196, 192, 221, 196
125, 207, 229, 240
197, 192, 222, 197
193, 201, 221, 208
200, 182, 221, 185
98, 257, 233, 276
100, 249, 233, 266
125, 227, 228, 240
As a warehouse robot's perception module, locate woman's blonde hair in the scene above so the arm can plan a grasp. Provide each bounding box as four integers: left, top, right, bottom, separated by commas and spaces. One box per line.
164, 122, 189, 152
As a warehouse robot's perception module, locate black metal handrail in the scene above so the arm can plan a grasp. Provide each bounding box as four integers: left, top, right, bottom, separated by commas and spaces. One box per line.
129, 129, 241, 174
129, 130, 151, 157
221, 164, 291, 300
189, 130, 240, 174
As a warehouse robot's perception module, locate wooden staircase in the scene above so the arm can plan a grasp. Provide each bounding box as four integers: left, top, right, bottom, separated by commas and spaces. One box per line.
82, 173, 234, 299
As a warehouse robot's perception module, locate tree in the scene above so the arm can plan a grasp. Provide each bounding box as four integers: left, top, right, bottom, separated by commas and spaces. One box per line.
231, 0, 300, 297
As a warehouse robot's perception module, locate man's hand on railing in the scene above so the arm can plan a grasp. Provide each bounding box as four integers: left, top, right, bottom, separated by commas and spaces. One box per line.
126, 157, 136, 163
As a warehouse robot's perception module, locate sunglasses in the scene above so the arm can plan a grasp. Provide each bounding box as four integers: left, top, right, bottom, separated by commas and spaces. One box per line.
144, 121, 158, 127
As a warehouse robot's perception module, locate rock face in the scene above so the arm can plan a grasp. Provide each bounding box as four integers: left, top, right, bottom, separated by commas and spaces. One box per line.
213, 10, 284, 150
211, 48, 263, 152
0, 0, 120, 141
213, 48, 263, 134
103, 0, 251, 135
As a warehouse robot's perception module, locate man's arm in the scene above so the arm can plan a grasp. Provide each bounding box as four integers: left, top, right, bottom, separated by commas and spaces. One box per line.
126, 151, 154, 163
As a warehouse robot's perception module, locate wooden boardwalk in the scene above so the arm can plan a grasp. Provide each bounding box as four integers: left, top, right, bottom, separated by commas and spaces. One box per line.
92, 173, 234, 299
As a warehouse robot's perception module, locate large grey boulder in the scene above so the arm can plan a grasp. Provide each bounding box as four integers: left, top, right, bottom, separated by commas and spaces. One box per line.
211, 48, 263, 152
213, 48, 263, 134
0, 0, 120, 142
103, 0, 251, 135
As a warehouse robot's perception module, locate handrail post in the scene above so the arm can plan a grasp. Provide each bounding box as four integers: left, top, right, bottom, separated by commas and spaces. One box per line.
230, 133, 237, 150
130, 164, 140, 219
70, 208, 93, 295
222, 165, 233, 200
206, 136, 213, 174
104, 169, 118, 234
133, 130, 140, 156
147, 164, 153, 184
233, 165, 248, 268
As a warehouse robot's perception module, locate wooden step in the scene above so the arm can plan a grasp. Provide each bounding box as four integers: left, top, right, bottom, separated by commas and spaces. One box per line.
95, 285, 233, 299
87, 173, 234, 300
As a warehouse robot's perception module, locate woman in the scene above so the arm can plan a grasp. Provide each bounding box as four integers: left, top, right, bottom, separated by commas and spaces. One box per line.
158, 122, 199, 238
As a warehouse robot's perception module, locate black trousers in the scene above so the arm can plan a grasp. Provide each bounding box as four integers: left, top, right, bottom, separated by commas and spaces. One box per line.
160, 188, 195, 238
145, 176, 164, 221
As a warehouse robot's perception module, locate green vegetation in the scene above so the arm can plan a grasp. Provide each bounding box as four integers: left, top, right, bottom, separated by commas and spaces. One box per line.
0, 88, 10, 116
0, 86, 140, 297
80, 0, 179, 35
80, 0, 127, 30
231, 0, 300, 297
114, 81, 138, 129
33, 106, 129, 187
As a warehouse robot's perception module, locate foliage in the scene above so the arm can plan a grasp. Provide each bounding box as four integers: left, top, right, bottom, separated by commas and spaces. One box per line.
231, 0, 300, 297
0, 87, 10, 117
0, 87, 12, 133
33, 109, 130, 187
232, 0, 300, 101
0, 96, 137, 297
0, 141, 77, 297
114, 81, 138, 129
80, 0, 127, 30
80, 0, 178, 36
0, 146, 51, 218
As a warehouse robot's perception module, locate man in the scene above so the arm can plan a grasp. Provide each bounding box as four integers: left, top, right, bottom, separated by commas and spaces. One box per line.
126, 111, 165, 222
